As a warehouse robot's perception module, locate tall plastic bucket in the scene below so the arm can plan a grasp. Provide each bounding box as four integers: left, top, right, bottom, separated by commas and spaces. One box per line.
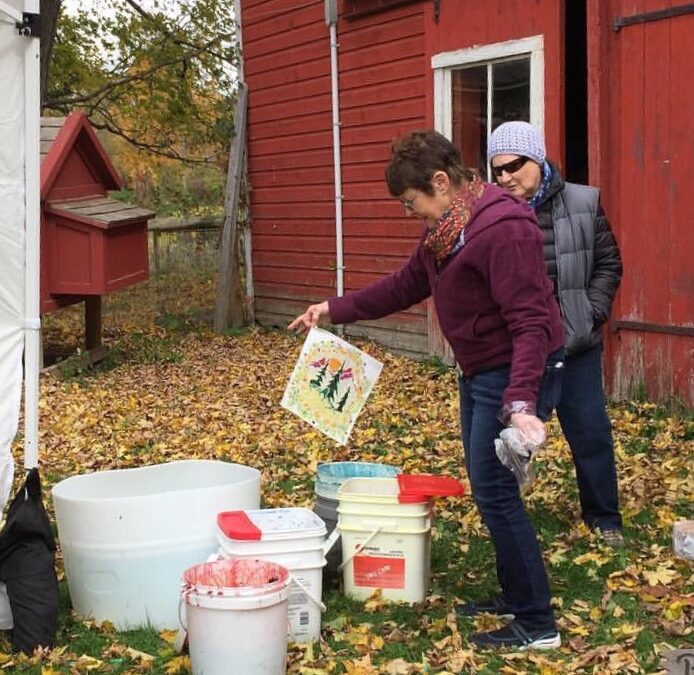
52, 460, 261, 629
337, 477, 432, 603
217, 508, 326, 643
181, 558, 290, 675
337, 474, 464, 603
314, 462, 400, 574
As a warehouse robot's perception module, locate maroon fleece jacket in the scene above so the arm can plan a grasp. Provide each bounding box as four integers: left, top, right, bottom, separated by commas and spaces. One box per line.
329, 183, 565, 407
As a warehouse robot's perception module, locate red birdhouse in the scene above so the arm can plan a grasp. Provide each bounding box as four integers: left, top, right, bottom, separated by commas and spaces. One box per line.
40, 112, 154, 311
39, 112, 154, 355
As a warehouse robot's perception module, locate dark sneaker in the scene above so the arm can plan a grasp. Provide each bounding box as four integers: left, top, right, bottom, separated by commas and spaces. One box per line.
470, 621, 561, 650
456, 596, 515, 620
597, 528, 625, 548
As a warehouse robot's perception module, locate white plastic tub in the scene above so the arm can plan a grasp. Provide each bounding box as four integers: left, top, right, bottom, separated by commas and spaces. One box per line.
52, 460, 261, 630
217, 508, 327, 642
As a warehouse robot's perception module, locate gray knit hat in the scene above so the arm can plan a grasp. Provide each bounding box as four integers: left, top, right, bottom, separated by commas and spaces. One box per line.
487, 121, 546, 165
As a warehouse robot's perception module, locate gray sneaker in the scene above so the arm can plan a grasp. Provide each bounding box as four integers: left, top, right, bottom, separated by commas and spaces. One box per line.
597, 528, 624, 548
470, 621, 561, 650
456, 596, 515, 620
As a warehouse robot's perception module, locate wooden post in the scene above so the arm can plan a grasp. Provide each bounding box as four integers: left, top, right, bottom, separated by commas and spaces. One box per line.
214, 83, 248, 333
85, 295, 102, 350
152, 229, 161, 275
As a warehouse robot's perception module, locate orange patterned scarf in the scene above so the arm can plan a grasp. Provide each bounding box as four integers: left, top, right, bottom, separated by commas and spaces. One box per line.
424, 176, 485, 263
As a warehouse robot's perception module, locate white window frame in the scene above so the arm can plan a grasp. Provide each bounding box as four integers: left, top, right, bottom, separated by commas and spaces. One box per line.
432, 35, 544, 180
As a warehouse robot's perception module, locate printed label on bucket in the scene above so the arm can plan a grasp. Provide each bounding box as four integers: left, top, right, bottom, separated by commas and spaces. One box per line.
353, 555, 405, 589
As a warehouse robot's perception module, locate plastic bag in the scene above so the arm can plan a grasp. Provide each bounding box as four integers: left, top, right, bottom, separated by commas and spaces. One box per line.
672, 520, 694, 561
494, 426, 544, 489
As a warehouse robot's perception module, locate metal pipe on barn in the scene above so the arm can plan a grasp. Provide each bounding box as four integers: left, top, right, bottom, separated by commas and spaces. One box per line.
325, 0, 345, 302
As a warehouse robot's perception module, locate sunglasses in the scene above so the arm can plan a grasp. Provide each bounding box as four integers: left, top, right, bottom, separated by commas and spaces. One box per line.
491, 156, 530, 178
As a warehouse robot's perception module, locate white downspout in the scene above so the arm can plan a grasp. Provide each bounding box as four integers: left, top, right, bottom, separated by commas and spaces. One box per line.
325, 0, 344, 301
234, 0, 255, 323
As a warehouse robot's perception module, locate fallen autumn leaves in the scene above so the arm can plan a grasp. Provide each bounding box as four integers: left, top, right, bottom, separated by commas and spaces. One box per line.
2, 273, 692, 674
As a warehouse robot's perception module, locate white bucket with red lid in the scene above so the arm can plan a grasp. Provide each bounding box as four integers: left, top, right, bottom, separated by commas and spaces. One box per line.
216, 508, 327, 642
337, 474, 464, 603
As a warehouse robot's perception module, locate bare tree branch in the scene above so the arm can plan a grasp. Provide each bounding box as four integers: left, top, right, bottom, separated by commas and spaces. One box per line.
89, 117, 217, 165
40, 0, 63, 109
44, 38, 217, 108
122, 0, 234, 64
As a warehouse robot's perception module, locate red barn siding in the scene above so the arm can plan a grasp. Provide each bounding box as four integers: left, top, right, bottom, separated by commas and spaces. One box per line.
243, 0, 693, 404
243, 0, 335, 326
589, 0, 694, 404
242, 0, 430, 358
338, 4, 428, 358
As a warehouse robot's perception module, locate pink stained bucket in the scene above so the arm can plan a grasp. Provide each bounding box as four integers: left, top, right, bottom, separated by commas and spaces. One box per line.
181, 558, 291, 675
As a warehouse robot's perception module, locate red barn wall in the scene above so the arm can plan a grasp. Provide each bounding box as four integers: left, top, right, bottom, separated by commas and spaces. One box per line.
242, 0, 430, 359
242, 0, 335, 326
589, 0, 694, 405
242, 0, 693, 404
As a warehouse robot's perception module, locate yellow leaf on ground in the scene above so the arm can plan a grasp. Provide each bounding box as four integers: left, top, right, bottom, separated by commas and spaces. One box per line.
164, 655, 190, 674
643, 566, 678, 586
610, 622, 643, 638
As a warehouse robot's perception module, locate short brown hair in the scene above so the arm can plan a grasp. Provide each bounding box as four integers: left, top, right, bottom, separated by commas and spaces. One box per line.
385, 129, 475, 196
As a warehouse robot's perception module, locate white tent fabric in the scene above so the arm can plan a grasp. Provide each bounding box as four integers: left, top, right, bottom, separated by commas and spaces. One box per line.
0, 0, 40, 514
0, 3, 25, 512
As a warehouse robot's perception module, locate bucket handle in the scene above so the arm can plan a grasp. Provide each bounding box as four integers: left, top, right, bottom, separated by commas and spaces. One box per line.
289, 573, 326, 612
322, 527, 341, 557
174, 599, 188, 654
337, 526, 382, 572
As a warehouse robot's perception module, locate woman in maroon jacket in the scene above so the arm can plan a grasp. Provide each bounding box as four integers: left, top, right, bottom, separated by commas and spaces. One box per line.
289, 130, 565, 650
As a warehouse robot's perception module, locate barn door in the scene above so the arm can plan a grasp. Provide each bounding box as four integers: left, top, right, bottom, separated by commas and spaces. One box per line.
605, 0, 694, 402
430, 36, 546, 365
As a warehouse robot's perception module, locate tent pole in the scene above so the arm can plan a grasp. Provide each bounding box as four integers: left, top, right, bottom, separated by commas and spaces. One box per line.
22, 0, 40, 470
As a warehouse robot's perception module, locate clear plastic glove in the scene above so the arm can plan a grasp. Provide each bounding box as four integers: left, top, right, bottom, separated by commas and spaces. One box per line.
494, 424, 545, 490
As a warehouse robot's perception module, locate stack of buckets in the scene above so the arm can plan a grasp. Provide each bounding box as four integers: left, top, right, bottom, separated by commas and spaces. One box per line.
178, 464, 464, 675
180, 507, 328, 675
314, 461, 401, 574
337, 473, 465, 603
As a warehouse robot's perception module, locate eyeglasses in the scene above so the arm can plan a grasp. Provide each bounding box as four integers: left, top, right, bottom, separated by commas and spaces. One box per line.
491, 156, 530, 178
400, 194, 417, 210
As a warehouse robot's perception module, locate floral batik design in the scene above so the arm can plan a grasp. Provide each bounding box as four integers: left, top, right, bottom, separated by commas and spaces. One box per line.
281, 328, 383, 445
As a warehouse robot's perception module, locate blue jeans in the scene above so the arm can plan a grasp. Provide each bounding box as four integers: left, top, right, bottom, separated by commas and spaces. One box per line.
557, 345, 621, 531
459, 349, 564, 632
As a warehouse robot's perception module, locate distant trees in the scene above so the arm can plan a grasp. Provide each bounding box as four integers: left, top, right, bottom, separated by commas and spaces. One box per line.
41, 0, 239, 211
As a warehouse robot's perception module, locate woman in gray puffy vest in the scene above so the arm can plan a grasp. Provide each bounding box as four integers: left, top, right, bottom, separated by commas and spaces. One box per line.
487, 121, 624, 548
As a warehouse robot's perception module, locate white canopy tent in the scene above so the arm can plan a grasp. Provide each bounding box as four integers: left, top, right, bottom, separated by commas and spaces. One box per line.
0, 0, 41, 514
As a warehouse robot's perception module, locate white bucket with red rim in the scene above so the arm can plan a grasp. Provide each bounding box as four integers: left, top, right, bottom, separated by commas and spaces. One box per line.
181, 558, 290, 675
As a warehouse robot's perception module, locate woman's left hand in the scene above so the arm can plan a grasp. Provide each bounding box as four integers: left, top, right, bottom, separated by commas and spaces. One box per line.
509, 413, 546, 447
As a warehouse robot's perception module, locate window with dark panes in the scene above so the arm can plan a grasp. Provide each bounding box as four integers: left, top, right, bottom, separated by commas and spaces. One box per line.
451, 57, 530, 176
433, 37, 543, 180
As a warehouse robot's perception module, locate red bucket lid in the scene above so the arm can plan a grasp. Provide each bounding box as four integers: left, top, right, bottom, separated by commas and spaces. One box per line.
217, 511, 262, 540
397, 474, 465, 503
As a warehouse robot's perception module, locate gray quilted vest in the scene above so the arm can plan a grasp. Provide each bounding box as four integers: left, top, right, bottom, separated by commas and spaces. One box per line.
552, 182, 601, 354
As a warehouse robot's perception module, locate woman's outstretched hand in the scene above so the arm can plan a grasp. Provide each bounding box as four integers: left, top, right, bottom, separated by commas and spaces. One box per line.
287, 301, 330, 333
